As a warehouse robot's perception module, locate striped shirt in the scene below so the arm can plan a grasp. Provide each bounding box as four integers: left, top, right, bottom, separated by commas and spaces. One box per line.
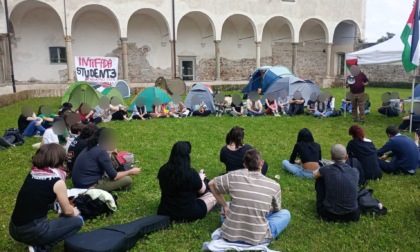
213, 169, 281, 245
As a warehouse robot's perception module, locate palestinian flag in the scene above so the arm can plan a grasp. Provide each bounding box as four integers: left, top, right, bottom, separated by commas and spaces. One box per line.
401, 0, 420, 72
346, 59, 358, 69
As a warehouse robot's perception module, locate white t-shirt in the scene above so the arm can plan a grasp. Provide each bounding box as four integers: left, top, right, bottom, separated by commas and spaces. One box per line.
42, 128, 59, 145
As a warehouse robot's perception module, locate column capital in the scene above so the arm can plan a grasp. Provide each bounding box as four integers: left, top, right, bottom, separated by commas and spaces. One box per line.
120, 37, 128, 42
64, 35, 72, 42
292, 42, 299, 46
255, 41, 262, 46
214, 40, 221, 44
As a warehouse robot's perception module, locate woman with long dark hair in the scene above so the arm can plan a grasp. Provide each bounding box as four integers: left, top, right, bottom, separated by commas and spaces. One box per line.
220, 126, 268, 174
347, 125, 382, 180
157, 141, 216, 222
9, 144, 83, 251
72, 128, 141, 192
282, 128, 322, 178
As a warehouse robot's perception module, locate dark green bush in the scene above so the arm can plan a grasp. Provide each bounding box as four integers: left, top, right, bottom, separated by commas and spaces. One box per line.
368, 81, 413, 89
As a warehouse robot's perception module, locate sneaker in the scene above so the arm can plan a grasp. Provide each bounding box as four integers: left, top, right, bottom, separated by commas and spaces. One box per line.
274, 113, 281, 117
124, 117, 132, 122
34, 131, 42, 138
28, 246, 47, 252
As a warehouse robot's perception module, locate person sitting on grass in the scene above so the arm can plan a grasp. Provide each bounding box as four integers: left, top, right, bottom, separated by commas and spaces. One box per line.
209, 149, 291, 246
347, 125, 382, 180
58, 102, 73, 117
246, 98, 264, 117
220, 126, 268, 175
157, 141, 217, 222
378, 94, 401, 117
76, 103, 95, 124
37, 105, 55, 129
72, 128, 141, 192
288, 95, 305, 116
398, 114, 420, 132
340, 98, 352, 113
278, 93, 291, 115
264, 97, 280, 117
192, 101, 212, 117
18, 107, 46, 137
313, 144, 360, 223
9, 144, 83, 252
132, 104, 151, 120
377, 126, 420, 175
150, 104, 169, 118
41, 117, 65, 146
109, 97, 132, 121
305, 98, 316, 116
66, 123, 97, 172
230, 101, 245, 117
282, 128, 321, 178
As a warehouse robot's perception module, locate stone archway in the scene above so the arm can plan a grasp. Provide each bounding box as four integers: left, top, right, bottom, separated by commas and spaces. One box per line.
261, 16, 294, 69
220, 14, 257, 80
127, 9, 171, 82
10, 1, 65, 83
177, 11, 216, 81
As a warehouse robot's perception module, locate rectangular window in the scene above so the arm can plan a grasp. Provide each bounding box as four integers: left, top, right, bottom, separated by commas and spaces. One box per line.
337, 53, 345, 76
49, 47, 67, 64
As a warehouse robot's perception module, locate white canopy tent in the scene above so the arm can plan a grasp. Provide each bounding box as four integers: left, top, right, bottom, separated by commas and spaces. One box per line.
346, 36, 403, 65
346, 36, 417, 132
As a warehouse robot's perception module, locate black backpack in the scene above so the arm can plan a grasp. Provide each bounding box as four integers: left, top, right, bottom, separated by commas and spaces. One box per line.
71, 194, 118, 220
358, 188, 387, 216
3, 128, 25, 146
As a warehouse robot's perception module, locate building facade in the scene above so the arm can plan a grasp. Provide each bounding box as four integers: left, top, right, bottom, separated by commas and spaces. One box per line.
0, 0, 366, 86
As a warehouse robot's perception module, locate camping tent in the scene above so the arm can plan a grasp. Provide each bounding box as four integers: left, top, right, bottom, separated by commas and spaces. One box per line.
93, 85, 127, 106
261, 77, 321, 105
113, 80, 131, 98
62, 82, 103, 109
242, 66, 272, 93
346, 36, 403, 65
261, 66, 294, 94
128, 87, 172, 112
184, 84, 216, 113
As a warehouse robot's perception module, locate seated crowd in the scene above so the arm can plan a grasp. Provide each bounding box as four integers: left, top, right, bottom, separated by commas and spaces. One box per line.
9, 97, 420, 251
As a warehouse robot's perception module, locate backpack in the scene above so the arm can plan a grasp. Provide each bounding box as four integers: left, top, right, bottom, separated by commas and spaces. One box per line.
357, 188, 387, 216
3, 128, 25, 146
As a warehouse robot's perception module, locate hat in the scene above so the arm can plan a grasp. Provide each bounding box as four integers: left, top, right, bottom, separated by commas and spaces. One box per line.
347, 76, 356, 85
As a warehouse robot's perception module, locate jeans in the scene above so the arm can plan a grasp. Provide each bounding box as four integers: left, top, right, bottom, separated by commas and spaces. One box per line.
9, 217, 83, 249
282, 160, 314, 178
23, 120, 46, 137
247, 111, 265, 117
378, 159, 415, 175
221, 203, 291, 241
314, 111, 333, 118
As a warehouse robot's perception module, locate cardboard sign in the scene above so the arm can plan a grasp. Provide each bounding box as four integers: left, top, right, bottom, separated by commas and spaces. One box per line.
75, 56, 118, 83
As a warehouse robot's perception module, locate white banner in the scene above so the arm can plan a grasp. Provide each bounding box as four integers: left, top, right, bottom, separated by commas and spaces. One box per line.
75, 56, 118, 83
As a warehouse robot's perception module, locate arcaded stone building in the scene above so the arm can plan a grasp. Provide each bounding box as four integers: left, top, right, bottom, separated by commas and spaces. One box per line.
0, 0, 366, 86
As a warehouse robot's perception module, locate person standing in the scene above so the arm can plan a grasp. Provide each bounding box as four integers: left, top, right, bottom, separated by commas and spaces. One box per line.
347, 65, 369, 123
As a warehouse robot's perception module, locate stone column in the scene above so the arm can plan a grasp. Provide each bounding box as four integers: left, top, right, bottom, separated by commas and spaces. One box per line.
255, 41, 261, 68
292, 43, 298, 75
120, 37, 129, 81
326, 43, 333, 77
170, 40, 176, 79
214, 40, 221, 80
64, 36, 74, 83
1, 34, 11, 81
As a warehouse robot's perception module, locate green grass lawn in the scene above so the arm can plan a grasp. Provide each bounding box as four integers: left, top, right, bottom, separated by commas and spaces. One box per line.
0, 87, 419, 252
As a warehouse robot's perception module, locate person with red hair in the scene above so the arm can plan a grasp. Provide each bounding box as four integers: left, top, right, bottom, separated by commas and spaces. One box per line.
346, 125, 382, 180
